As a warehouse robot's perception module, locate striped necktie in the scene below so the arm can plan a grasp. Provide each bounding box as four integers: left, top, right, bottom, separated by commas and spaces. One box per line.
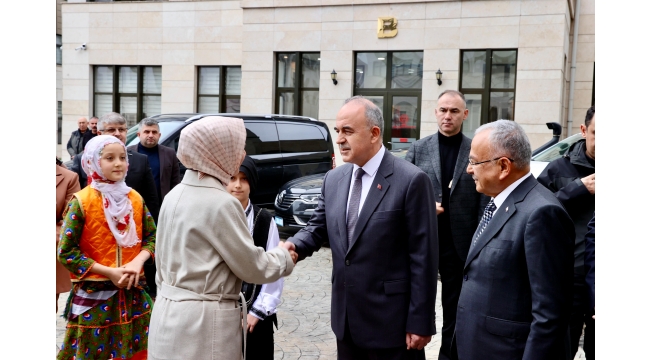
472, 199, 496, 248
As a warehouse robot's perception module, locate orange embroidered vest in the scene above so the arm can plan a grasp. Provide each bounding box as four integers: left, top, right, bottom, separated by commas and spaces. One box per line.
71, 186, 144, 282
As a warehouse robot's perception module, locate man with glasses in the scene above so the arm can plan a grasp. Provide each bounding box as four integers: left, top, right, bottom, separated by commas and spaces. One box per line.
537, 106, 596, 359
405, 90, 488, 360
453, 120, 574, 360
71, 113, 160, 224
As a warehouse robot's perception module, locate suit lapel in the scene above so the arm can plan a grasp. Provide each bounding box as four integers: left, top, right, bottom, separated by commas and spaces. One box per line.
450, 135, 471, 195
336, 165, 353, 256
56, 166, 64, 187
158, 146, 167, 184
347, 152, 392, 255
428, 135, 442, 190
463, 176, 537, 269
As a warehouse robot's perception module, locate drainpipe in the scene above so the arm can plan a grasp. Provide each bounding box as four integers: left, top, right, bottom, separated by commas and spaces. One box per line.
567, 0, 581, 136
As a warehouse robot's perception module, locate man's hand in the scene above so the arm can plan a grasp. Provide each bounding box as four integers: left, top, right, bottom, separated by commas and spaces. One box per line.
435, 202, 444, 215
581, 173, 595, 194
246, 314, 260, 333
406, 333, 432, 350
279, 241, 298, 264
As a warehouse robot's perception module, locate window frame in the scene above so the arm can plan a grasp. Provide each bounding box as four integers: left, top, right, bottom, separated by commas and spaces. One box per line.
353, 51, 423, 150
56, 35, 62, 65
458, 48, 518, 126
196, 66, 242, 113
57, 101, 62, 145
275, 52, 320, 117
92, 65, 162, 125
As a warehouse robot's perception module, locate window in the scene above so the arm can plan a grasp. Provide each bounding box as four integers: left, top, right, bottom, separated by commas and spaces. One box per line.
56, 35, 62, 65
354, 51, 423, 150
459, 49, 517, 136
93, 65, 162, 127
57, 101, 62, 145
197, 66, 241, 113
277, 123, 328, 153
275, 52, 320, 119
245, 122, 280, 155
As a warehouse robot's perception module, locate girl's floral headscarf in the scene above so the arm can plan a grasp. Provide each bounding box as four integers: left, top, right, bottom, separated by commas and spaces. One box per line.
81, 135, 140, 248
177, 116, 247, 185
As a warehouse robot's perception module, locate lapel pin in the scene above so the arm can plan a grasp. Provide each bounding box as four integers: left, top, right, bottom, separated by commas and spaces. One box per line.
377, 184, 382, 190
505, 207, 509, 212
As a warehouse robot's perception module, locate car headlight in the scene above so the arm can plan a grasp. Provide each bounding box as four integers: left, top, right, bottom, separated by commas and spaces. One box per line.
275, 190, 286, 207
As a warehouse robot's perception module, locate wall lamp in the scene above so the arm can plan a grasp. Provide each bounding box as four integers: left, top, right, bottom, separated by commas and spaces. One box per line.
331, 69, 338, 85
436, 69, 443, 86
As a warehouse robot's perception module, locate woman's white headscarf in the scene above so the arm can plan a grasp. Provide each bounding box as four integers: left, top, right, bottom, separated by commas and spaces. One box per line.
177, 116, 247, 185
81, 135, 141, 248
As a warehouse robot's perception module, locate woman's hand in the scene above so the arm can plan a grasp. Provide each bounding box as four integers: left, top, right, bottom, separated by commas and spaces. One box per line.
121, 259, 145, 290
247, 314, 260, 333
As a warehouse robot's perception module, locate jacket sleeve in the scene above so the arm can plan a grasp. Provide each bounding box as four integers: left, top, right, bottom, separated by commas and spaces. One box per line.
404, 142, 416, 164
140, 157, 161, 223
72, 154, 86, 189
584, 214, 595, 310
522, 203, 575, 359
66, 132, 76, 157
404, 170, 438, 336
57, 197, 96, 279
287, 171, 331, 261
537, 163, 590, 209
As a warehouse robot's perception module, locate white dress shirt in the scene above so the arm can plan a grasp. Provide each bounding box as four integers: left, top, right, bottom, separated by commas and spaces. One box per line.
491, 172, 532, 213
346, 145, 385, 221
244, 201, 284, 320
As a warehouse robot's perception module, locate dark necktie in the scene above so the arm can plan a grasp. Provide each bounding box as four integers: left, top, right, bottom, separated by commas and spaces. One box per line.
472, 199, 496, 248
346, 168, 365, 249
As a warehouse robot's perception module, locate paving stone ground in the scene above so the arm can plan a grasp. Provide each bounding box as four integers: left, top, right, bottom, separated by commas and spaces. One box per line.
56, 246, 586, 359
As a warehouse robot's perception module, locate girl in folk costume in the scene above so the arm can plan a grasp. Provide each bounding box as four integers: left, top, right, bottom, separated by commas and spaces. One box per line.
57, 135, 156, 360
226, 156, 284, 360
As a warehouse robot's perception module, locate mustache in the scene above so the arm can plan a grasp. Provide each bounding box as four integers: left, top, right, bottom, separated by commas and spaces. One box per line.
339, 144, 351, 151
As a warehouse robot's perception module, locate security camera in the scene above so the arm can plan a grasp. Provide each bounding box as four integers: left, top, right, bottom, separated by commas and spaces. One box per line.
75, 43, 87, 51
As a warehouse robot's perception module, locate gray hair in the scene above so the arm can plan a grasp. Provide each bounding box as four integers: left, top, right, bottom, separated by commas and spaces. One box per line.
138, 118, 160, 131
438, 90, 467, 108
475, 120, 531, 169
344, 95, 384, 136
97, 112, 126, 131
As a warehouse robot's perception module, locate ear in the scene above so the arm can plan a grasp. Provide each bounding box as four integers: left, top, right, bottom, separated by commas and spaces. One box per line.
497, 158, 512, 181
463, 108, 469, 120
136, 132, 141, 137
370, 126, 381, 143
580, 124, 587, 138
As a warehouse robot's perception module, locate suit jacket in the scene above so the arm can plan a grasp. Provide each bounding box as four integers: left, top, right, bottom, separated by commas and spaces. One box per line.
455, 176, 574, 360
71, 149, 161, 222
405, 133, 489, 260
288, 150, 439, 349
127, 144, 181, 201
584, 214, 595, 310
56, 164, 81, 294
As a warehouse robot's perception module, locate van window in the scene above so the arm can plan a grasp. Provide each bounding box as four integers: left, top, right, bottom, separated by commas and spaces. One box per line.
277, 123, 328, 153
245, 122, 280, 155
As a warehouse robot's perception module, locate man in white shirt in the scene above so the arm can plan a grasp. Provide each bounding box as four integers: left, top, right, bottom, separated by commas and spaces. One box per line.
453, 120, 575, 360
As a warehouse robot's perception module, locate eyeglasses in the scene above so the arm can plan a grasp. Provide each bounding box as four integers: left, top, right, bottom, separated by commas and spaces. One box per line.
468, 156, 514, 166
103, 127, 128, 134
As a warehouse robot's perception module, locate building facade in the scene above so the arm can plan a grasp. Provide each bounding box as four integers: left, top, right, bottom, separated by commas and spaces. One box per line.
59, 0, 595, 162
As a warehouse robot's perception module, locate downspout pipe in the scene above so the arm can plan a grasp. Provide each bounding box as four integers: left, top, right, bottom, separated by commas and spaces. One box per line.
567, 0, 581, 136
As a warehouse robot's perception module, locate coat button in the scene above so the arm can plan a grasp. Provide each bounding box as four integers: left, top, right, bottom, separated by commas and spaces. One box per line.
463, 275, 468, 281
345, 260, 350, 266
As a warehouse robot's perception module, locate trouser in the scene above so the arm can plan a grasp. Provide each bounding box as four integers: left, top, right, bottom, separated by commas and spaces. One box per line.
569, 280, 595, 359
336, 317, 425, 360
245, 315, 275, 360
437, 243, 465, 360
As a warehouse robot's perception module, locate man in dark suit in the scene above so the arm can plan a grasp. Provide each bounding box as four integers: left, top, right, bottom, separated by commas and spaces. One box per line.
453, 120, 574, 360
127, 118, 181, 204
282, 96, 439, 359
405, 90, 488, 360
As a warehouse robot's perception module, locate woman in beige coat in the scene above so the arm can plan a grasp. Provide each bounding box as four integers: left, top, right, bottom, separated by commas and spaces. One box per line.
148, 116, 295, 360
56, 160, 81, 312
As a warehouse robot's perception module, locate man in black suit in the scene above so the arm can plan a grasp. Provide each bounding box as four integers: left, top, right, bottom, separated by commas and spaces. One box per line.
453, 120, 574, 360
71, 113, 160, 222
127, 118, 181, 204
405, 90, 488, 360
283, 96, 439, 359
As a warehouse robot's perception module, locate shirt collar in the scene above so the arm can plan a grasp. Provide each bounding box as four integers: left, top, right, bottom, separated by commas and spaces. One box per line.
492, 172, 532, 211
352, 145, 385, 178
244, 200, 252, 217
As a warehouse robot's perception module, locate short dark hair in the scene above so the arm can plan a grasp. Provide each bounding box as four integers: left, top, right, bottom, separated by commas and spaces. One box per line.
438, 90, 466, 107
138, 118, 160, 131
585, 106, 595, 128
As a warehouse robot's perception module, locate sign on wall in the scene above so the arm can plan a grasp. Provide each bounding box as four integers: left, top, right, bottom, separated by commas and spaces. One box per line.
377, 17, 398, 38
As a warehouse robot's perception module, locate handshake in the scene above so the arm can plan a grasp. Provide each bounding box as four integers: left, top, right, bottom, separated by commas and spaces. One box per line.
278, 241, 299, 264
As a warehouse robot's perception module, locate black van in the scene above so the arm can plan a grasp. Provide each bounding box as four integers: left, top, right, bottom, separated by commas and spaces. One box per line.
125, 113, 335, 207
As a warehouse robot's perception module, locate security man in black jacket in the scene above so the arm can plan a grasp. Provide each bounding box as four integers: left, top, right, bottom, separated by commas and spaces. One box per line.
537, 106, 595, 359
